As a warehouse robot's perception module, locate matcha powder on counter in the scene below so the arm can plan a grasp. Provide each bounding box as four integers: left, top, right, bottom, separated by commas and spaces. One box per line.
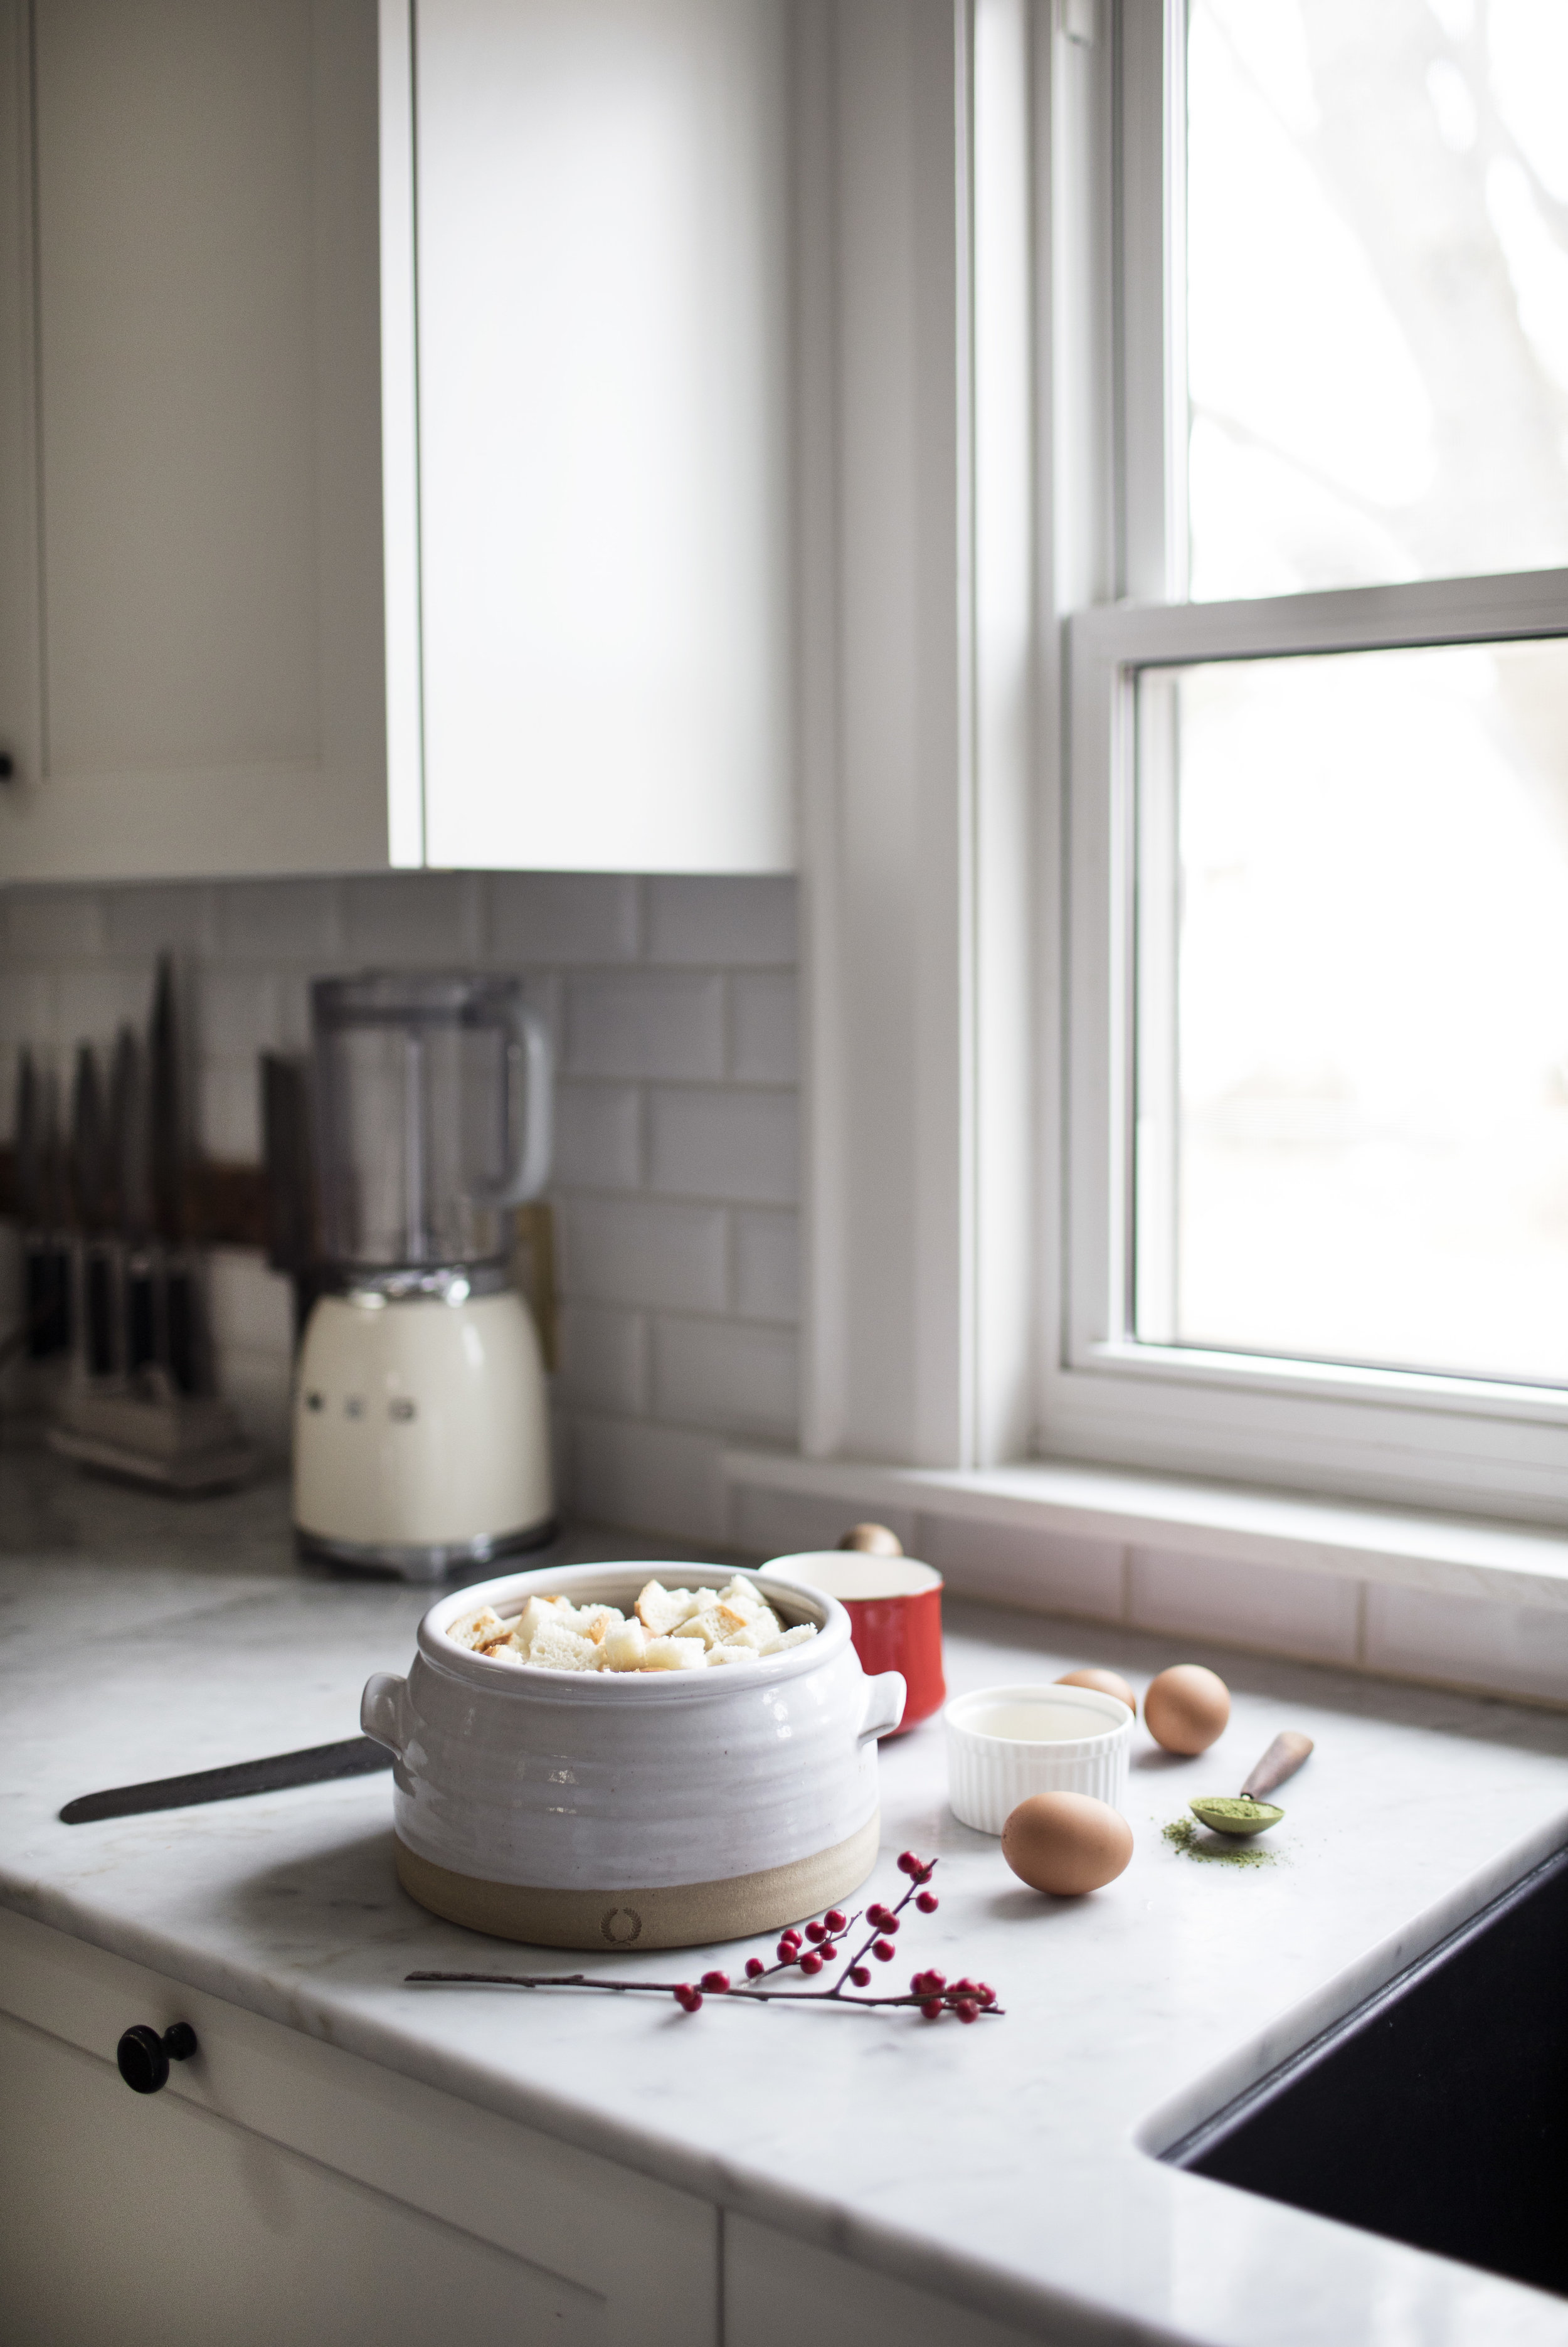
1162, 1817, 1277, 1868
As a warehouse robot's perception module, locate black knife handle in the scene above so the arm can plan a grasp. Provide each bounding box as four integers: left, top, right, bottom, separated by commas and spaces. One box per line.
117, 2021, 198, 2095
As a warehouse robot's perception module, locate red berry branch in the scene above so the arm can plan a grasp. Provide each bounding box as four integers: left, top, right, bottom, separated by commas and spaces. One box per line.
407, 1852, 1002, 2023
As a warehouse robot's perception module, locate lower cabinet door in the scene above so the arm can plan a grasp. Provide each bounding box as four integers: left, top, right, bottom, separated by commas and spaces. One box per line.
723, 2212, 1052, 2347
0, 2010, 605, 2347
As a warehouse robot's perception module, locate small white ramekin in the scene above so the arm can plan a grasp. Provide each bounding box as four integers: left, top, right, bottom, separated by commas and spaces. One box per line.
945, 1682, 1133, 1834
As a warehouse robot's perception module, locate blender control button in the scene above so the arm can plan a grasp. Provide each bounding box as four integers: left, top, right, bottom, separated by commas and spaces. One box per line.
389, 1398, 416, 1421
345, 1397, 365, 1419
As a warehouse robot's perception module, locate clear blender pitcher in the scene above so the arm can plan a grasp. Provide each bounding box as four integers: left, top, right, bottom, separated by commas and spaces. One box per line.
311, 973, 551, 1274
292, 972, 555, 1579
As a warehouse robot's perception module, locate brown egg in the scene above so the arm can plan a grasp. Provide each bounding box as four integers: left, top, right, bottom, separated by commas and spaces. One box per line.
837, 1522, 904, 1555
1002, 1793, 1133, 1897
1056, 1666, 1137, 1719
1143, 1663, 1230, 1756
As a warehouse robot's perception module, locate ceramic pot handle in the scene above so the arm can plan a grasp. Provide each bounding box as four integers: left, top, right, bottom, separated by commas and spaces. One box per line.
858, 1670, 907, 1744
361, 1673, 411, 1758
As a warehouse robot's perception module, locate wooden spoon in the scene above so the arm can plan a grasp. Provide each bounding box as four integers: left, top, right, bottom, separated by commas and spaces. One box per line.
1189, 1731, 1313, 1838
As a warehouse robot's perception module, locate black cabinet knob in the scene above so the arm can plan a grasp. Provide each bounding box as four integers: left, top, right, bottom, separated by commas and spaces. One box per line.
116, 2021, 199, 2094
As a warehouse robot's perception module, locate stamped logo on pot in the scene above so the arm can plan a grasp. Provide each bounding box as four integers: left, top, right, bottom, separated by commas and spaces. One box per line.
601, 1906, 644, 1946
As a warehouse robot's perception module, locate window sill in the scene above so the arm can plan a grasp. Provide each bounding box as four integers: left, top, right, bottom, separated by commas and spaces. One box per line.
723, 1448, 1568, 1707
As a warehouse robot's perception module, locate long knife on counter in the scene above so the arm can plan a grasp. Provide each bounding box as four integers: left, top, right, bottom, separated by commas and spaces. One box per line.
60, 1737, 394, 1825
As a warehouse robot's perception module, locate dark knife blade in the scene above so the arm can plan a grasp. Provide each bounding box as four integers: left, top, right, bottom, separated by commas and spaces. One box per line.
60, 1735, 394, 1825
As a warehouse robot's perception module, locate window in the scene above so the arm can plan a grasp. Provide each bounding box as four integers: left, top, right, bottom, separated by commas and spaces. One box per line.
1057, 1, 1568, 1519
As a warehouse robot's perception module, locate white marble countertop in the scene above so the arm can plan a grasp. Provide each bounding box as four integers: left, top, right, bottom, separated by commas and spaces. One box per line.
4, 1452, 1568, 2346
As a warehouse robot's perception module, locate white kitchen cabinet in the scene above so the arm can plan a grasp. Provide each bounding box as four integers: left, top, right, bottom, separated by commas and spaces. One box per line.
0, 0, 792, 883
0, 1907, 719, 2347
0, 0, 389, 882
724, 2210, 1047, 2347
397, 0, 792, 874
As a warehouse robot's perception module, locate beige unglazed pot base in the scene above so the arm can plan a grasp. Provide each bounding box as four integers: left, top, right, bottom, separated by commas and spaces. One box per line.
394, 1816, 882, 1951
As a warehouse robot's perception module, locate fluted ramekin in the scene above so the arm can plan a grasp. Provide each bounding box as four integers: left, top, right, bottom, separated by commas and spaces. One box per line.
945, 1682, 1132, 1834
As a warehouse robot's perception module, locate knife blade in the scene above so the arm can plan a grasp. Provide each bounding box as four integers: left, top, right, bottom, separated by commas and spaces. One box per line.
60, 1735, 394, 1825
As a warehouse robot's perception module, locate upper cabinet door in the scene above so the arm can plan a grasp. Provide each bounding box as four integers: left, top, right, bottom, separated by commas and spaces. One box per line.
0, 0, 389, 881
401, 0, 793, 872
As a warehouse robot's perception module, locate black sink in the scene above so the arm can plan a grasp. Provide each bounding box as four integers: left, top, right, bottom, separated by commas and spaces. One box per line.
1162, 1841, 1568, 2297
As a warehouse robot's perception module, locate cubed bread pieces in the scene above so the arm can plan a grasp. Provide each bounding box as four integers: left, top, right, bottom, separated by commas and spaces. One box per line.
450, 1605, 509, 1651
760, 1623, 817, 1655
561, 1603, 622, 1645
640, 1634, 708, 1670
717, 1576, 767, 1617
634, 1581, 707, 1636
526, 1618, 601, 1672
672, 1601, 749, 1647
484, 1644, 524, 1667
706, 1642, 760, 1665
600, 1619, 647, 1672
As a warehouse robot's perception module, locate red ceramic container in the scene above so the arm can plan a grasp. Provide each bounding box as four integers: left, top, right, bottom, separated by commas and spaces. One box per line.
761, 1552, 946, 1731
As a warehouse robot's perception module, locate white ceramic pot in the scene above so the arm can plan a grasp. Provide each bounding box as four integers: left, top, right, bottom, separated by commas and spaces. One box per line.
945, 1683, 1132, 1834
361, 1560, 906, 1952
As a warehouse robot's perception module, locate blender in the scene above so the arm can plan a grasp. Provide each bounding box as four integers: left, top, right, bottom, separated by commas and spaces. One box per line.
292, 973, 554, 1579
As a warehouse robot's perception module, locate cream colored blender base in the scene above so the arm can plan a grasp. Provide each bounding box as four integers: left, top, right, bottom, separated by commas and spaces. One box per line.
292, 1288, 553, 1581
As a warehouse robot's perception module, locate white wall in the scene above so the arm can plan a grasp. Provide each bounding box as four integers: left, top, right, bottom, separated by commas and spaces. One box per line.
0, 870, 798, 1543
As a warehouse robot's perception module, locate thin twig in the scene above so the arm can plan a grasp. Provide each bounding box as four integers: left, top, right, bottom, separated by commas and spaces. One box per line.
405, 1970, 1004, 2013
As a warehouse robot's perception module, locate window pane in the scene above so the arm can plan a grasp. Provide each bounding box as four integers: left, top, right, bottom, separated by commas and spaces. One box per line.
1134, 637, 1568, 1386
1187, 1, 1568, 600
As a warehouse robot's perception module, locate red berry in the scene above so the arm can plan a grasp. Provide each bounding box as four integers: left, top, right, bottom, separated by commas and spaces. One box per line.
701, 1970, 730, 1994
873, 1938, 895, 1962
805, 1920, 826, 1944
776, 1940, 797, 1963
916, 1864, 936, 1884
866, 1903, 886, 1927
955, 1998, 980, 2024
898, 1851, 920, 1875
674, 1984, 703, 2012
923, 1969, 946, 1993
882, 1914, 899, 1934
781, 1929, 802, 1948
921, 1998, 944, 2020
953, 1977, 978, 1995
818, 1942, 837, 1963
849, 1965, 871, 1988
977, 1983, 997, 2006
825, 1909, 848, 1932
799, 1950, 824, 1976
745, 1957, 766, 1979
916, 1891, 938, 1913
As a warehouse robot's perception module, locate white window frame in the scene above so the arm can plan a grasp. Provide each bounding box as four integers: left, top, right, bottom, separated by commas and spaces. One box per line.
1047, 0, 1568, 1523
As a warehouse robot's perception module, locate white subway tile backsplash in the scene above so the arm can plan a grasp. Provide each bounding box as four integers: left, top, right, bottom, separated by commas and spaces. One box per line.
58, 967, 149, 1050
651, 1315, 798, 1439
733, 1207, 798, 1322
1127, 1548, 1362, 1667
919, 1520, 1128, 1620
566, 971, 725, 1081
216, 879, 341, 962
341, 872, 480, 964
206, 1248, 294, 1359
646, 875, 796, 966
486, 872, 640, 964
553, 1082, 643, 1191
731, 1484, 921, 1563
648, 1085, 797, 1204
559, 1195, 729, 1313
571, 1412, 726, 1545
1365, 1586, 1568, 1705
6, 888, 106, 960
102, 882, 215, 956
556, 1302, 648, 1415
199, 967, 280, 1061
199, 1063, 263, 1161
729, 970, 798, 1083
